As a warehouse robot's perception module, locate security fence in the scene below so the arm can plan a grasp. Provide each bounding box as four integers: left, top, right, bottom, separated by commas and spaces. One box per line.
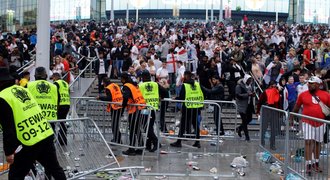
260, 105, 330, 179
85, 100, 153, 160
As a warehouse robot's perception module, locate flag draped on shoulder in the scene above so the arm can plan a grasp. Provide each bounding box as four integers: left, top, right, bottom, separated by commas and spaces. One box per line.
263, 61, 284, 84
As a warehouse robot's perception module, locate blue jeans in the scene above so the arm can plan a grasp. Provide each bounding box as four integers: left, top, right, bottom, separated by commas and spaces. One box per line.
176, 85, 182, 109
116, 60, 123, 76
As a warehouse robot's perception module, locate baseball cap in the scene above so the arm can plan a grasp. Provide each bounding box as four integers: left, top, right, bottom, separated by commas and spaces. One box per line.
308, 76, 322, 84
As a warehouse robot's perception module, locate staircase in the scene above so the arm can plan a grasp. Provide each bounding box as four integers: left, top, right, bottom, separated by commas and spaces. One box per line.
75, 78, 261, 135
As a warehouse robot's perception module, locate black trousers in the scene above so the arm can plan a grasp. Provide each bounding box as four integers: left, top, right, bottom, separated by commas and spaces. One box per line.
238, 105, 254, 139
146, 111, 158, 146
226, 80, 237, 101
57, 105, 70, 146
261, 110, 280, 148
159, 101, 168, 132
111, 109, 122, 143
178, 108, 200, 141
214, 104, 224, 134
128, 110, 143, 148
97, 74, 107, 94
9, 136, 66, 180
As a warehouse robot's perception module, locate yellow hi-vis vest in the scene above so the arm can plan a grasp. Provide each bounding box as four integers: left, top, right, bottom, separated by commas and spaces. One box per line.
28, 80, 58, 121
184, 82, 204, 108
139, 81, 159, 110
0, 85, 54, 146
55, 80, 70, 106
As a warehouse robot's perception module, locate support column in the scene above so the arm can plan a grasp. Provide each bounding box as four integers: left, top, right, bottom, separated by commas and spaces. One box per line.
211, 0, 214, 22
136, 8, 139, 23
219, 0, 223, 21
126, 2, 129, 24
36, 0, 50, 77
205, 4, 208, 23
110, 0, 114, 21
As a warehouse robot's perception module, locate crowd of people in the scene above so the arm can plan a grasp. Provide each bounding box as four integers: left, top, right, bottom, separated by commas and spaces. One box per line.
1, 18, 330, 177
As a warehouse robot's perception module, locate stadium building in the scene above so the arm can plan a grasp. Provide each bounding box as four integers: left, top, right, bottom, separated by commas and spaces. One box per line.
0, 0, 329, 32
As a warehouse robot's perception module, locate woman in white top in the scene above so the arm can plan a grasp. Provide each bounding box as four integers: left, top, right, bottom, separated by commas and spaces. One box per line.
52, 56, 64, 75
148, 60, 156, 81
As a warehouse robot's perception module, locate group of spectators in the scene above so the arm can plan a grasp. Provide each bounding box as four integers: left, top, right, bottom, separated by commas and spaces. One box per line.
1, 17, 330, 177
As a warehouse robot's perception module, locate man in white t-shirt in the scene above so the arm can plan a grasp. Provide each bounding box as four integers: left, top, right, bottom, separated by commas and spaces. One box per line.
156, 61, 169, 82
153, 57, 162, 71
175, 41, 188, 63
131, 41, 139, 61
175, 61, 185, 94
297, 73, 309, 96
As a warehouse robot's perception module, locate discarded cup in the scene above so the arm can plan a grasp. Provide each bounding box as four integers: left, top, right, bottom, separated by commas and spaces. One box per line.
145, 167, 151, 172
192, 166, 200, 171
210, 167, 217, 174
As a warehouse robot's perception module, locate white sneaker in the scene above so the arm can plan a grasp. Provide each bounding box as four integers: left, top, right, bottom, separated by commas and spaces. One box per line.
290, 127, 297, 131
296, 131, 303, 136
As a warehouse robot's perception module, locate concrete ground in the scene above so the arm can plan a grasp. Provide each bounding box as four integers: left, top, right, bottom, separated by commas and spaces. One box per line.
109, 137, 282, 180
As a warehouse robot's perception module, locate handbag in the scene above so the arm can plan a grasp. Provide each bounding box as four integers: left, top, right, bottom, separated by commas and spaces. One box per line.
312, 95, 330, 116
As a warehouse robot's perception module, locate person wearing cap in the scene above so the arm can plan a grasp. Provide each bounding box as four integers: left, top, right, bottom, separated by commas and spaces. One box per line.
52, 73, 70, 145
139, 70, 169, 152
120, 72, 146, 156
27, 67, 58, 123
170, 70, 204, 148
292, 76, 330, 176
0, 67, 66, 179
235, 74, 255, 141
201, 75, 225, 135
97, 77, 123, 144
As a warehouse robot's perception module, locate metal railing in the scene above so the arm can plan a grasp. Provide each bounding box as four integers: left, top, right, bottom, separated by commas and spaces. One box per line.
84, 100, 153, 160
249, 71, 263, 100
69, 56, 97, 90
259, 105, 330, 179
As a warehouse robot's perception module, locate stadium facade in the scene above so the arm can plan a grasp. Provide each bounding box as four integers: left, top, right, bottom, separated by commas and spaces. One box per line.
0, 0, 106, 32
0, 0, 329, 32
108, 0, 329, 24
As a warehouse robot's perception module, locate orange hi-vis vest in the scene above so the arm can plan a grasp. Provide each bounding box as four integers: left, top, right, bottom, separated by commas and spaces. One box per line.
124, 83, 146, 114
106, 83, 123, 112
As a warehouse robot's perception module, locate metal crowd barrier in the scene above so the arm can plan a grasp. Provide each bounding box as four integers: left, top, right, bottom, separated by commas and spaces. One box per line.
288, 112, 329, 179
0, 131, 9, 176
85, 100, 152, 160
50, 117, 120, 179
259, 105, 330, 179
160, 98, 224, 151
68, 97, 95, 119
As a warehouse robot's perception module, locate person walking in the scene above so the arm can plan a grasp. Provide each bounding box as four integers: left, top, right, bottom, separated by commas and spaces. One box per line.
235, 74, 255, 141
0, 67, 66, 180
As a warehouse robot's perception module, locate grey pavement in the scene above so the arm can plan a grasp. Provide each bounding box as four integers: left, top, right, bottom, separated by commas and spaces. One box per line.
110, 138, 281, 180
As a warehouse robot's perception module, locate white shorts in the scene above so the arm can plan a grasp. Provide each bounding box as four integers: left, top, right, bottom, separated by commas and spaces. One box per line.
302, 122, 326, 142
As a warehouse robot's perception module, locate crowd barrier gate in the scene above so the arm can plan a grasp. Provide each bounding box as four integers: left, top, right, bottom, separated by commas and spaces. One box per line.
0, 118, 144, 179
260, 105, 330, 179
85, 100, 153, 160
